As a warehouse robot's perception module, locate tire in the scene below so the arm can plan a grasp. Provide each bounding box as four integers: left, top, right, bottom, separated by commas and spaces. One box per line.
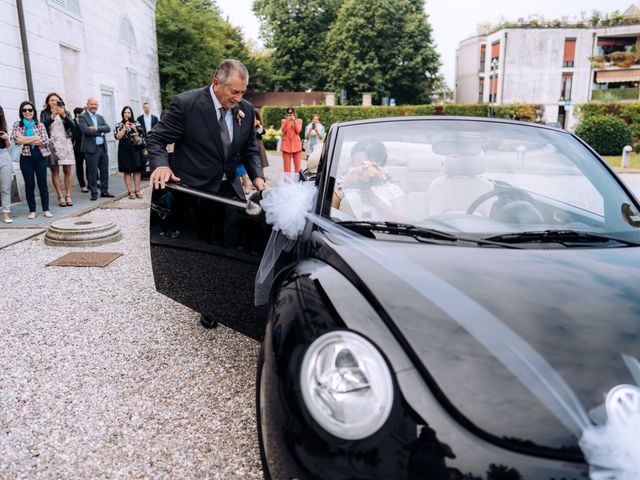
256, 343, 272, 480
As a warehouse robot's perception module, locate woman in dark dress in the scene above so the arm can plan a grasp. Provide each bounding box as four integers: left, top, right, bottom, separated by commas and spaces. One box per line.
114, 106, 144, 199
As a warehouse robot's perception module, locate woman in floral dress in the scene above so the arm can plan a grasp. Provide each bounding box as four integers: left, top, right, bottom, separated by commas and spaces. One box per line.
41, 93, 76, 206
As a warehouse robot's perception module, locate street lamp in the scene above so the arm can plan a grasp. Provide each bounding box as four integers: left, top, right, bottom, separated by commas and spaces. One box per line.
489, 58, 499, 117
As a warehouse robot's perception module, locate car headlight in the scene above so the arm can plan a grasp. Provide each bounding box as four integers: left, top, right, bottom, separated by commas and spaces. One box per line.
299, 331, 394, 440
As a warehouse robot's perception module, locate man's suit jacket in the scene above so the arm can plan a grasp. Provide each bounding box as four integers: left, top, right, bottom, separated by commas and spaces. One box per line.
136, 114, 158, 137
147, 85, 264, 199
77, 111, 111, 154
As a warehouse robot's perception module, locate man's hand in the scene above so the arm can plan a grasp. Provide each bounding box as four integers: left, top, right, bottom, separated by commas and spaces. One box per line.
150, 166, 181, 189
88, 126, 96, 131
253, 177, 267, 191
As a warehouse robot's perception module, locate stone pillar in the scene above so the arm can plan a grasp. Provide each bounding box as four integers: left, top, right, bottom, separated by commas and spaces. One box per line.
362, 93, 373, 106
325, 92, 336, 106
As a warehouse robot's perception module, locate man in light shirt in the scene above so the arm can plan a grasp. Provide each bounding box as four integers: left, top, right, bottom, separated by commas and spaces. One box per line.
137, 102, 158, 138
77, 97, 113, 200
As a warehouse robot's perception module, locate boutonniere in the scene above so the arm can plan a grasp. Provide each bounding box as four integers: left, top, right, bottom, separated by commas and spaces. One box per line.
236, 110, 245, 126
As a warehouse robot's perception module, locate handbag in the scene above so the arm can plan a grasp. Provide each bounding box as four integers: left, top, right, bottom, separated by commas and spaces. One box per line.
128, 131, 145, 148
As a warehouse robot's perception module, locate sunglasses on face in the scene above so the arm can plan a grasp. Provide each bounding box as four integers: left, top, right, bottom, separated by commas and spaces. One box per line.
22, 108, 34, 113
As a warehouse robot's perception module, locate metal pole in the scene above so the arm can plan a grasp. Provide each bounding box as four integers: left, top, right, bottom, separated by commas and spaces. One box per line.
16, 0, 35, 103
489, 67, 494, 118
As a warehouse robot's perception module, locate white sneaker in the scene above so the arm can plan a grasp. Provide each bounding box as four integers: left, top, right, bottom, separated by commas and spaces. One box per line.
2, 217, 12, 223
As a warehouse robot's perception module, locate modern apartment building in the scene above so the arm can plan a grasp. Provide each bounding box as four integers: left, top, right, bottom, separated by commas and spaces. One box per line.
455, 6, 640, 130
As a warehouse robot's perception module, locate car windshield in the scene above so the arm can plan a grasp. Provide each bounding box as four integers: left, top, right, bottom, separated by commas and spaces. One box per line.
328, 119, 640, 241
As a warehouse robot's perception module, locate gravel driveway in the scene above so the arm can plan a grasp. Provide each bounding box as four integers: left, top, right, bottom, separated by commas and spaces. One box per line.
0, 195, 262, 479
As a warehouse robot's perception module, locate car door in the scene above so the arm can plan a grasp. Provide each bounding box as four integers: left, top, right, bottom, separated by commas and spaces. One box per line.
149, 184, 272, 340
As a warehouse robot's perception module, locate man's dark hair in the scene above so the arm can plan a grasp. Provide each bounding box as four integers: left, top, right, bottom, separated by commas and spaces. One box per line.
214, 59, 249, 86
73, 107, 84, 116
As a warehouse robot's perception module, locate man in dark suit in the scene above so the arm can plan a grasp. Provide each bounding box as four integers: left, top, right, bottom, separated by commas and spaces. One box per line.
77, 97, 114, 200
147, 59, 266, 199
136, 102, 158, 137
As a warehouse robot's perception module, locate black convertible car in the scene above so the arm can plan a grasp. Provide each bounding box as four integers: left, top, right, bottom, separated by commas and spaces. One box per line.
150, 117, 640, 479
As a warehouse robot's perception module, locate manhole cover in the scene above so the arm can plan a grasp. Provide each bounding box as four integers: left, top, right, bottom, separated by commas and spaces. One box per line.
46, 252, 123, 267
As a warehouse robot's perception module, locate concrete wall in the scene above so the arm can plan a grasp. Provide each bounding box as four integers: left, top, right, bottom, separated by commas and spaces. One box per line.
454, 27, 596, 130
455, 36, 483, 104
500, 29, 593, 130
0, 0, 160, 168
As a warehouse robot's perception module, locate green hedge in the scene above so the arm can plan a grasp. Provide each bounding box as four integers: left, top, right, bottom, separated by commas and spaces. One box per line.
575, 115, 632, 155
259, 104, 543, 132
577, 102, 640, 145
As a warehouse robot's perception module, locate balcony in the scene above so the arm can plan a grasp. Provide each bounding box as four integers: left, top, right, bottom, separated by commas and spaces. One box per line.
591, 87, 640, 101
590, 52, 640, 68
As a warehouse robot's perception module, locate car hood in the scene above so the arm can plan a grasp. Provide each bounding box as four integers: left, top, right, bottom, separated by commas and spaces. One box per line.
331, 240, 640, 455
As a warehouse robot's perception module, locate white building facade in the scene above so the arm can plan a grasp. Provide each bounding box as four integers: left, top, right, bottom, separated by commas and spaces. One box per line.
455, 21, 640, 131
0, 0, 160, 167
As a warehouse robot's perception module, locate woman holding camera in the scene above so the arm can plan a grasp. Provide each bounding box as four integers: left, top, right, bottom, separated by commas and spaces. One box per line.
304, 113, 325, 154
0, 104, 13, 222
41, 92, 76, 206
280, 107, 303, 173
114, 106, 145, 199
11, 100, 53, 219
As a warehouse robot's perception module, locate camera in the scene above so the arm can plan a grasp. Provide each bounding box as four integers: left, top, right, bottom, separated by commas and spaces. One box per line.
56, 100, 63, 107
312, 123, 317, 130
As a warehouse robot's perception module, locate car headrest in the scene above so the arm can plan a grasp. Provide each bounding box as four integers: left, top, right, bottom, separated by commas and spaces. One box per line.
444, 154, 485, 176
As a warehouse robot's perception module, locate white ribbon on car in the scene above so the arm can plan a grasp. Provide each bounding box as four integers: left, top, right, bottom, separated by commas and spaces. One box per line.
255, 174, 317, 305
255, 176, 640, 478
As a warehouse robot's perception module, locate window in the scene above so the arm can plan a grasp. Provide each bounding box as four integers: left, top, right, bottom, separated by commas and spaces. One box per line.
560, 73, 573, 101
489, 74, 498, 103
127, 69, 140, 114
47, 0, 81, 19
491, 41, 500, 62
479, 44, 486, 71
563, 38, 576, 68
478, 78, 485, 103
119, 17, 137, 49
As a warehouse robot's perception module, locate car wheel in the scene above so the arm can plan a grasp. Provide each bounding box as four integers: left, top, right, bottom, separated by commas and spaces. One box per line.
256, 344, 272, 480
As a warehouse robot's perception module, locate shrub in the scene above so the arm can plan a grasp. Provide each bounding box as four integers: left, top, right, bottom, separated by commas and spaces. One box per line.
577, 102, 640, 144
575, 115, 632, 155
261, 127, 282, 150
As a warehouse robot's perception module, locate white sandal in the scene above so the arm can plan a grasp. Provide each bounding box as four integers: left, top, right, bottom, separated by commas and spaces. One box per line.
27, 212, 36, 219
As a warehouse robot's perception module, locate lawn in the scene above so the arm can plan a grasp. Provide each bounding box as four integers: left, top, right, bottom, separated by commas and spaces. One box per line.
602, 152, 640, 170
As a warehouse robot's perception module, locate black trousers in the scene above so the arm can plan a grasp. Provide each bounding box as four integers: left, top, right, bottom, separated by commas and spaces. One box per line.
20, 149, 49, 212
85, 144, 109, 194
74, 149, 87, 188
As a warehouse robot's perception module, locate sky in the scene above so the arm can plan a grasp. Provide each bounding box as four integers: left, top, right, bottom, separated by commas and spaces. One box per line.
217, 0, 636, 88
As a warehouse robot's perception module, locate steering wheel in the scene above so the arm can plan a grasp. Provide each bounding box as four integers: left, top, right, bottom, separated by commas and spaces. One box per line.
467, 187, 533, 215
466, 187, 545, 224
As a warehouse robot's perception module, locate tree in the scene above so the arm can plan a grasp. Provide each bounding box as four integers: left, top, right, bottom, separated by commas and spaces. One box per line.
253, 0, 341, 91
324, 0, 440, 104
156, 0, 270, 106
156, 0, 229, 106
